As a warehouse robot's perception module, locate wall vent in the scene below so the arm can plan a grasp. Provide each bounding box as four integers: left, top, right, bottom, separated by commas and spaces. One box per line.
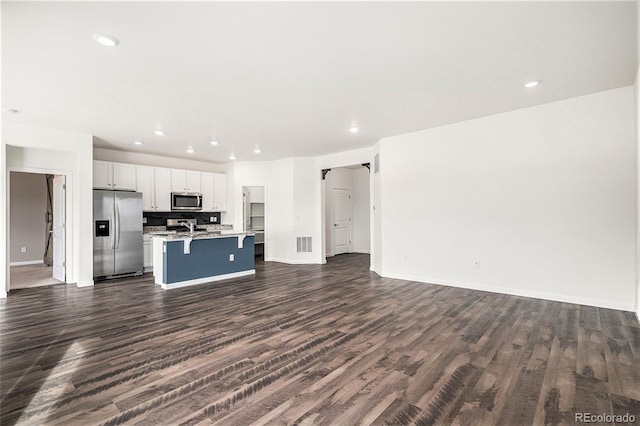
374, 153, 380, 173
296, 236, 312, 253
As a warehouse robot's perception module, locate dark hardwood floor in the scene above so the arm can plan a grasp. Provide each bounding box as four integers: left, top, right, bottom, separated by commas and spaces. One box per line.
1, 254, 639, 425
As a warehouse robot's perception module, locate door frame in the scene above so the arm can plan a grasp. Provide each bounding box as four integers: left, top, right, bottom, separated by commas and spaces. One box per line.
7, 166, 72, 291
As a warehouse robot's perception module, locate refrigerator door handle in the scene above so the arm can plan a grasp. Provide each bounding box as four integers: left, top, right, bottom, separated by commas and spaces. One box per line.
115, 204, 120, 249
111, 202, 116, 250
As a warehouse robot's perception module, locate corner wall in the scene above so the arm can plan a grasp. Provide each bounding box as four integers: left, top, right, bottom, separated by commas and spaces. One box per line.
379, 87, 636, 311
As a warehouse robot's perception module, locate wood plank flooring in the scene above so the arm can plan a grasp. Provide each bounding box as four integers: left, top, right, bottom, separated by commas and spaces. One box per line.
1, 254, 639, 425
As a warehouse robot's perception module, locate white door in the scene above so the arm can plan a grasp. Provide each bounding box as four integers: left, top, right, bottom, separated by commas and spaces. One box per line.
333, 188, 351, 255
52, 175, 66, 282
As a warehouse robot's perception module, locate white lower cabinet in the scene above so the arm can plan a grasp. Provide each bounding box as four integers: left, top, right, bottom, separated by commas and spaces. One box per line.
143, 235, 153, 272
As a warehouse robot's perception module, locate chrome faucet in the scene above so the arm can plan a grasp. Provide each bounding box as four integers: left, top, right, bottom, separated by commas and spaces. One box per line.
180, 221, 195, 233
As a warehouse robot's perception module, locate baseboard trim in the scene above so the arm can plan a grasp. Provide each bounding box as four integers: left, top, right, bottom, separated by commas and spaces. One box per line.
76, 280, 94, 287
266, 257, 323, 265
0, 291, 7, 298
370, 266, 382, 276
159, 270, 255, 290
10, 260, 44, 266
636, 311, 640, 325
382, 271, 635, 312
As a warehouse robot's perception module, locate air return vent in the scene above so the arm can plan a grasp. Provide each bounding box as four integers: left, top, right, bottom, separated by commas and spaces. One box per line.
296, 237, 312, 253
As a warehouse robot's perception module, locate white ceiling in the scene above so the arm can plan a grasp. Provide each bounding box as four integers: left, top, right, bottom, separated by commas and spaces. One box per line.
2, 1, 636, 163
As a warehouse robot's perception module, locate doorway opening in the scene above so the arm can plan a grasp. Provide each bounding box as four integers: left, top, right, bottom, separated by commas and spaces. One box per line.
9, 171, 66, 289
242, 186, 266, 261
322, 165, 370, 259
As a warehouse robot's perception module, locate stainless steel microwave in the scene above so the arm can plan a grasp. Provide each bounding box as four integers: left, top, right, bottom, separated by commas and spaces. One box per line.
171, 192, 203, 210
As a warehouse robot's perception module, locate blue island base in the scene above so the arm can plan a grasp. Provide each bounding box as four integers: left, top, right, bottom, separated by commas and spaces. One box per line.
153, 234, 255, 289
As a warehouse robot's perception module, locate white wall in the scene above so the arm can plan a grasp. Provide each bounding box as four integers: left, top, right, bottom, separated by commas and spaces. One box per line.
371, 144, 382, 274
352, 167, 371, 254
379, 87, 636, 311
3, 123, 94, 291
94, 147, 225, 173
9, 172, 47, 264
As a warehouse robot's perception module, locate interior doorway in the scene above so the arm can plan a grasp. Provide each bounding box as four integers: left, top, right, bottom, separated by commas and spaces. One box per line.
323, 164, 370, 259
9, 171, 66, 289
242, 186, 266, 261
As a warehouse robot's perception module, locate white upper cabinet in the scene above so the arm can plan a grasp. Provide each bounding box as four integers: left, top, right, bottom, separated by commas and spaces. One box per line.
214, 173, 227, 211
93, 161, 112, 189
98, 160, 223, 211
154, 168, 172, 211
201, 172, 215, 211
171, 169, 201, 193
201, 172, 227, 211
136, 165, 155, 211
93, 161, 136, 191
112, 163, 136, 190
136, 166, 172, 211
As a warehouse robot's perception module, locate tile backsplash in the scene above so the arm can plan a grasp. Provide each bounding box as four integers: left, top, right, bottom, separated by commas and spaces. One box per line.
143, 211, 222, 227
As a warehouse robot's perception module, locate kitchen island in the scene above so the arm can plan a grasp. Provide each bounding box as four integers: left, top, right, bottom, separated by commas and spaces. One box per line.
152, 231, 255, 289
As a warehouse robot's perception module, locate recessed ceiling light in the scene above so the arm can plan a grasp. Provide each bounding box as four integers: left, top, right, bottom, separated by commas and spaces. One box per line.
524, 81, 540, 88
210, 140, 219, 146
254, 148, 261, 154
187, 147, 194, 154
229, 153, 236, 160
92, 33, 119, 47
133, 141, 143, 145
349, 126, 359, 134
154, 130, 164, 136
3, 108, 19, 115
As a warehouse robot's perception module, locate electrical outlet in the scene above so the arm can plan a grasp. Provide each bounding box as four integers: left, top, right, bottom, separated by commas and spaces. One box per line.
142, 217, 147, 224
210, 216, 217, 223
229, 254, 234, 261
21, 247, 27, 253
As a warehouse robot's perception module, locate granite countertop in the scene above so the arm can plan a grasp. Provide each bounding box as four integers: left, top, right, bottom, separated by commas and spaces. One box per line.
151, 230, 254, 240
143, 224, 233, 234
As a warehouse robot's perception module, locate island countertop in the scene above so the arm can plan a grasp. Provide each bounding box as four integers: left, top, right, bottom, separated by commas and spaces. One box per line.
149, 230, 254, 240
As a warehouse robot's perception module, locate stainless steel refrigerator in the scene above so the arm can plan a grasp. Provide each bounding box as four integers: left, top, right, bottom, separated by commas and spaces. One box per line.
93, 190, 143, 279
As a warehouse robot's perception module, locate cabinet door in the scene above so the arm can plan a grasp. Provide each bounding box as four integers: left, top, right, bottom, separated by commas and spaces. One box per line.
171, 169, 187, 192
143, 240, 153, 271
93, 160, 112, 189
112, 163, 136, 190
213, 173, 227, 211
155, 168, 172, 211
136, 165, 155, 211
186, 171, 201, 193
201, 172, 215, 211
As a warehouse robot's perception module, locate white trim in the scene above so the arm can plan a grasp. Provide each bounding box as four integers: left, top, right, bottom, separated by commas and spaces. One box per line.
0, 291, 7, 298
76, 280, 94, 288
10, 260, 44, 266
370, 266, 382, 276
266, 257, 323, 265
636, 312, 640, 325
382, 271, 636, 312
160, 269, 255, 290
